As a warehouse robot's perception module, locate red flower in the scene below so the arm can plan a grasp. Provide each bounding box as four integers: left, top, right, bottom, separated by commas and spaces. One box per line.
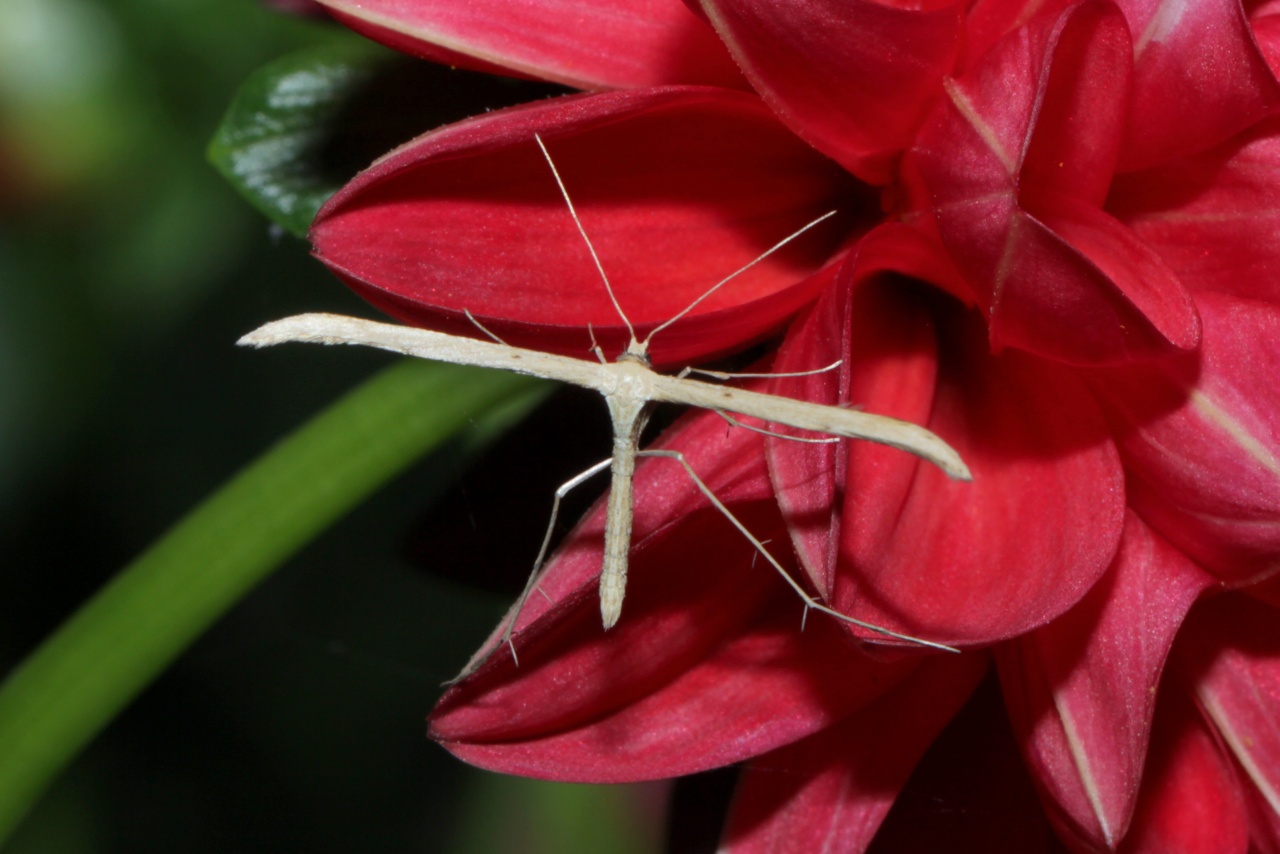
305, 0, 1280, 849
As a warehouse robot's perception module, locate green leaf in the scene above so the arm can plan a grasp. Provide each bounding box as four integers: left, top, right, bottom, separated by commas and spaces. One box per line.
207, 39, 396, 237
208, 41, 571, 238
0, 360, 548, 843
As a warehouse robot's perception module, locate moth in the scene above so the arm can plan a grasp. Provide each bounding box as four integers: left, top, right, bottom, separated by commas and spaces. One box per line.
239, 135, 972, 666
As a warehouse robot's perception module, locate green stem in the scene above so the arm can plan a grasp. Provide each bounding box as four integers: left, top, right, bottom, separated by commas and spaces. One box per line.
0, 359, 546, 844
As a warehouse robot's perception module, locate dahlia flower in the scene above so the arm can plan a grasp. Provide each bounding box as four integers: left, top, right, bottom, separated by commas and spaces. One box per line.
301, 0, 1280, 849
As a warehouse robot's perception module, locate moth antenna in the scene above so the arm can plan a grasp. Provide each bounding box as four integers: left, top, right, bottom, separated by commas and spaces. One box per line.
642, 210, 838, 348
535, 134, 640, 355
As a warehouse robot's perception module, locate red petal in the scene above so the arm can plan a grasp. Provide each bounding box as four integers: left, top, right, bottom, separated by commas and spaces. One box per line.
1114, 0, 1280, 170
437, 594, 921, 780
903, 1, 1201, 364
1020, 0, 1132, 207
431, 407, 915, 780
720, 653, 987, 854
1243, 769, 1280, 854
1119, 683, 1250, 854
855, 222, 977, 306
1087, 292, 1280, 586
311, 86, 863, 366
1030, 198, 1201, 358
1110, 116, 1280, 303
997, 512, 1215, 851
961, 0, 1076, 73
769, 275, 1126, 647
1176, 594, 1280, 837
1255, 6, 1280, 75
766, 267, 940, 608
696, 0, 961, 184
318, 0, 744, 90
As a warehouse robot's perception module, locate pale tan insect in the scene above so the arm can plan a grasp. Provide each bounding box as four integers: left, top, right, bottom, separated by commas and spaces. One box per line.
239, 135, 971, 671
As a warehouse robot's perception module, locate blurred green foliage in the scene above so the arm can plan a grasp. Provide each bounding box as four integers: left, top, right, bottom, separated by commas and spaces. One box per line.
0, 1, 662, 851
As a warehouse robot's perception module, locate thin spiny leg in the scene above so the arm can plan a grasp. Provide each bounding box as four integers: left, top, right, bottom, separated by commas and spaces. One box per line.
638, 449, 958, 653
676, 360, 842, 381
465, 309, 508, 345
504, 458, 613, 657
675, 360, 845, 441
586, 324, 607, 364
445, 457, 613, 684
712, 410, 841, 444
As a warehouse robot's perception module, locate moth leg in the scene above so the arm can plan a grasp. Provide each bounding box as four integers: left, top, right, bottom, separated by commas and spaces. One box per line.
445, 456, 613, 684
676, 360, 848, 443
464, 309, 508, 345
711, 410, 840, 444
639, 448, 958, 654
676, 359, 842, 381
